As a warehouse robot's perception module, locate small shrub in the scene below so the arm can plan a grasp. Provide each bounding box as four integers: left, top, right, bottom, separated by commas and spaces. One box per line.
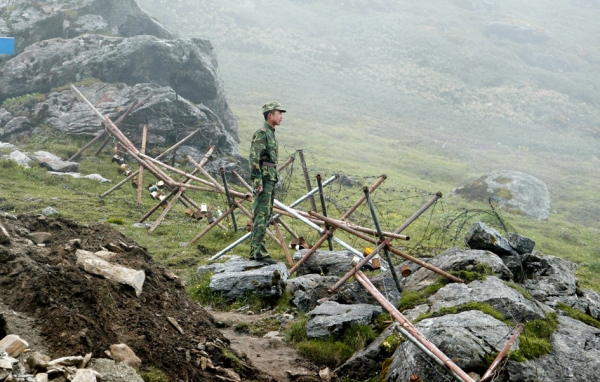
222, 349, 243, 373
512, 313, 559, 360
188, 274, 229, 310
285, 315, 308, 344
107, 217, 125, 225
2, 93, 46, 116
380, 332, 405, 355
139, 367, 169, 382
0, 159, 17, 169
342, 324, 377, 350
297, 339, 354, 368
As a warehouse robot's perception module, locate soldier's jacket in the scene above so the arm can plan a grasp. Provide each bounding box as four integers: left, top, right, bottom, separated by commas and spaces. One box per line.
249, 122, 278, 187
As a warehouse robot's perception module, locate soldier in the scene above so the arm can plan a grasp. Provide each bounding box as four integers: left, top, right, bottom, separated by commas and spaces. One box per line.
248, 102, 286, 262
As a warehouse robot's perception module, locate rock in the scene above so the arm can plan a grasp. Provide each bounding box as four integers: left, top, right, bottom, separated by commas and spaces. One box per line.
507, 232, 535, 255
28, 232, 54, 244
402, 304, 430, 322
306, 301, 382, 339
484, 20, 552, 43
0, 117, 33, 139
27, 351, 50, 371
385, 311, 518, 382
451, 171, 551, 220
76, 249, 146, 297
464, 222, 517, 257
71, 368, 102, 382
108, 344, 142, 368
293, 249, 370, 277
35, 373, 49, 382
39, 160, 80, 173
332, 273, 401, 307
504, 316, 600, 382
4, 0, 173, 55
580, 288, 600, 319
0, 334, 29, 357
8, 150, 32, 167
402, 248, 513, 292
47, 172, 112, 183
41, 207, 59, 217
499, 254, 525, 282
286, 274, 340, 312
30, 151, 62, 164
429, 276, 545, 321
521, 50, 578, 72
0, 142, 16, 150
521, 252, 578, 304
0, 356, 18, 370
88, 358, 144, 382
334, 323, 400, 381
0, 35, 238, 141
204, 256, 288, 301
0, 223, 10, 245
48, 356, 85, 367
131, 223, 150, 229
319, 367, 331, 382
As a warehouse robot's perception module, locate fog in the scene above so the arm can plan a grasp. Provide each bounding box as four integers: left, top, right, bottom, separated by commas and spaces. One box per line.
138, 0, 600, 224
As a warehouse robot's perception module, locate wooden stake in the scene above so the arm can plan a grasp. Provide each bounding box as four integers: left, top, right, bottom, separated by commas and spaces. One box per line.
137, 125, 148, 204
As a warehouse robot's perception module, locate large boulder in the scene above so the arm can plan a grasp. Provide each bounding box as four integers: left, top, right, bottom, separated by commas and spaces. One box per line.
286, 274, 340, 313
504, 316, 600, 382
306, 301, 382, 339
401, 248, 513, 292
293, 249, 370, 277
385, 310, 517, 382
451, 170, 551, 220
521, 252, 579, 304
0, 117, 34, 140
428, 276, 546, 322
332, 272, 401, 308
40, 82, 238, 156
1, 0, 173, 55
0, 34, 238, 140
87, 358, 144, 382
198, 256, 289, 302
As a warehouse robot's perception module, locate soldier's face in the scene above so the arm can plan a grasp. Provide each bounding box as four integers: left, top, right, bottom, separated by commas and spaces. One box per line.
268, 110, 283, 126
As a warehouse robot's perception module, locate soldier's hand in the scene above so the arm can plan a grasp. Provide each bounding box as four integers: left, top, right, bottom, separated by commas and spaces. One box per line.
253, 186, 263, 195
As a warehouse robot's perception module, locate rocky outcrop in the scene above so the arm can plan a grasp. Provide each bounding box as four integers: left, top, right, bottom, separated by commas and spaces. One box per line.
2, 0, 173, 55
451, 170, 551, 220
293, 249, 371, 277
286, 274, 340, 312
465, 222, 518, 256
332, 272, 401, 307
505, 316, 600, 382
0, 34, 237, 140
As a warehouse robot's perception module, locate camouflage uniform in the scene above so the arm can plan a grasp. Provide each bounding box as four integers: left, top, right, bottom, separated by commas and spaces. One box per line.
249, 102, 285, 259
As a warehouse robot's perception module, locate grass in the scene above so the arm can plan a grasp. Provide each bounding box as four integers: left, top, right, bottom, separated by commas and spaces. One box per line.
138, 367, 169, 382
556, 302, 600, 330
396, 277, 450, 311
511, 313, 559, 361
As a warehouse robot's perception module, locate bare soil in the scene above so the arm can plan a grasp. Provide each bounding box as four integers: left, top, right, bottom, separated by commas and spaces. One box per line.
0, 214, 272, 382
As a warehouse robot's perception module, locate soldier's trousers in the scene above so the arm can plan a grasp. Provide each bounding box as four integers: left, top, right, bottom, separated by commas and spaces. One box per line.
249, 179, 276, 259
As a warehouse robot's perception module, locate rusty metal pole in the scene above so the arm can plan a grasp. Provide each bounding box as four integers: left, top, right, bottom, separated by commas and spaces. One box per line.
137, 125, 147, 204
298, 150, 318, 212
341, 175, 387, 221
480, 325, 524, 382
221, 168, 238, 232
277, 155, 296, 172
364, 186, 403, 293
329, 192, 448, 293
185, 205, 237, 246
354, 270, 475, 382
273, 221, 294, 267
317, 174, 334, 251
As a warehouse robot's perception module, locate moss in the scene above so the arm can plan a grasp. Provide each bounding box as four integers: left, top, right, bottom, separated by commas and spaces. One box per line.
2, 93, 46, 116
51, 77, 101, 93
414, 302, 511, 325
397, 277, 448, 311
222, 349, 243, 374
139, 367, 169, 382
557, 302, 600, 330
375, 312, 393, 331
380, 332, 405, 355
106, 217, 125, 225
449, 263, 495, 283
380, 357, 393, 380
512, 313, 559, 361
504, 281, 533, 300
495, 188, 513, 200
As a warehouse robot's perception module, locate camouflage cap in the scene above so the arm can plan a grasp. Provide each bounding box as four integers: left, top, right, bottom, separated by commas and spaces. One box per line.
262, 101, 286, 114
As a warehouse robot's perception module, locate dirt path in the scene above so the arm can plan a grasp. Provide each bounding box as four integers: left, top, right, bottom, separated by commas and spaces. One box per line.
211, 311, 320, 382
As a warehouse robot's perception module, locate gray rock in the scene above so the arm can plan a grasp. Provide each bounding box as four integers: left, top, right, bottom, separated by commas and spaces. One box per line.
293, 249, 369, 277
88, 358, 144, 382
334, 323, 400, 381
451, 171, 551, 220
402, 248, 513, 292
429, 276, 545, 322
131, 223, 150, 229
385, 310, 517, 382
0, 117, 33, 139
500, 254, 525, 282
507, 232, 536, 255
580, 288, 600, 320
465, 222, 518, 257
521, 252, 579, 303
306, 301, 382, 339
332, 273, 401, 307
0, 142, 16, 150
46, 172, 111, 183
402, 304, 430, 322
504, 316, 600, 382
30, 151, 62, 163
40, 160, 80, 173
205, 257, 289, 301
0, 109, 14, 127
0, 34, 238, 140
41, 207, 59, 217
43, 82, 238, 156
484, 20, 552, 43
8, 150, 32, 167
28, 232, 54, 244
286, 274, 340, 312
521, 50, 578, 72
4, 0, 173, 55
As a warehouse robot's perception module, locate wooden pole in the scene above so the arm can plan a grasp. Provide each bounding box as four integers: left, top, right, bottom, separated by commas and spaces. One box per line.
274, 221, 294, 267
137, 125, 148, 204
